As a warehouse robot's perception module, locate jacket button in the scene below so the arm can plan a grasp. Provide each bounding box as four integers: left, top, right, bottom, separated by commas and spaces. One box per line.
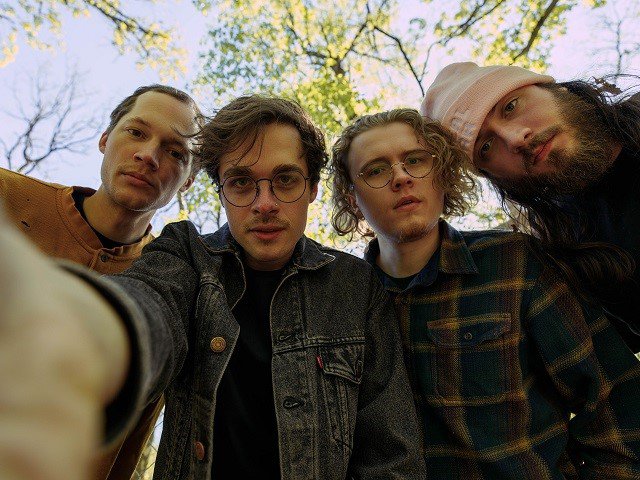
210, 336, 226, 353
99, 253, 109, 262
194, 441, 205, 461
463, 332, 473, 341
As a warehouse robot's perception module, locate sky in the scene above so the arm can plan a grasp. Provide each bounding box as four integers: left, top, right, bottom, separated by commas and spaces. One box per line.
1, 0, 639, 230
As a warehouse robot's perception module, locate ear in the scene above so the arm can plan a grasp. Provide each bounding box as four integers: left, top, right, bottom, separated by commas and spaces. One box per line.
309, 182, 319, 203
346, 192, 364, 219
179, 175, 195, 193
98, 131, 109, 154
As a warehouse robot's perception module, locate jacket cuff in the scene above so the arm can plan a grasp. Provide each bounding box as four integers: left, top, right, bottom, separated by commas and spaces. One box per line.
58, 260, 150, 447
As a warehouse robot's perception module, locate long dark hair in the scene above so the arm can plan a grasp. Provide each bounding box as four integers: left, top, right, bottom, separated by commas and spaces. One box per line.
494, 78, 640, 303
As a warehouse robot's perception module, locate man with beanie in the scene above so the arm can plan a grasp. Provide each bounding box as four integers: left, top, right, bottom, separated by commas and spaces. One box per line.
0, 84, 203, 480
421, 62, 640, 352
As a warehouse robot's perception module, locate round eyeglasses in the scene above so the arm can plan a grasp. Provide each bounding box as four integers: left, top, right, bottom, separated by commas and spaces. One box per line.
356, 154, 436, 189
217, 171, 310, 207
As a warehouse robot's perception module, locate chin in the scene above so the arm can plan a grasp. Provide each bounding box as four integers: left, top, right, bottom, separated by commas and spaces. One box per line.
394, 222, 437, 244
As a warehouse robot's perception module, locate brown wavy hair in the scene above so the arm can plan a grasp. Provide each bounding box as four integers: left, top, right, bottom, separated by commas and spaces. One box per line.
197, 95, 327, 187
330, 108, 477, 238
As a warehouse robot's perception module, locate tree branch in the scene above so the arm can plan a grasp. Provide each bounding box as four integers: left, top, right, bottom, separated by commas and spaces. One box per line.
511, 0, 560, 62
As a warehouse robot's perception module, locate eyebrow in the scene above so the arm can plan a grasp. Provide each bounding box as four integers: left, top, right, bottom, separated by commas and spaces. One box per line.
222, 163, 305, 179
126, 116, 190, 149
362, 148, 431, 164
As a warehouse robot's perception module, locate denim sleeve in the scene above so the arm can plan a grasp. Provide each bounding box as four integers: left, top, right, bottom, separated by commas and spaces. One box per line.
347, 283, 426, 479
527, 267, 640, 479
64, 221, 201, 445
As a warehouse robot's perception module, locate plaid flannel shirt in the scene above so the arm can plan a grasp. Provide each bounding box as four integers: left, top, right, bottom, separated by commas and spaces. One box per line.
365, 220, 640, 480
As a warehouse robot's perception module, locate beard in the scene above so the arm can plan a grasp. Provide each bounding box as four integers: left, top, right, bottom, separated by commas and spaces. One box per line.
388, 218, 439, 244
488, 88, 617, 199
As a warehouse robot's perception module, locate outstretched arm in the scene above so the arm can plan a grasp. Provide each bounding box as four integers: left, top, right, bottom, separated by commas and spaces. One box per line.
0, 206, 129, 480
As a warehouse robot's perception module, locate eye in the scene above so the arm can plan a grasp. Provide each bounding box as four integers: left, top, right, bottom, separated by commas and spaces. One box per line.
273, 172, 301, 189
405, 156, 423, 166
126, 128, 143, 138
478, 139, 493, 160
227, 176, 254, 189
169, 149, 186, 162
362, 162, 389, 178
504, 99, 517, 114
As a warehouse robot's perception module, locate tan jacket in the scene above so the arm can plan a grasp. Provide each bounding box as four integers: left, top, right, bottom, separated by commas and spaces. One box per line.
0, 167, 163, 479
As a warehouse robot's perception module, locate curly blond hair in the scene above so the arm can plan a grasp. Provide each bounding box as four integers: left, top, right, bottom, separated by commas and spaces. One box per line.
330, 109, 477, 238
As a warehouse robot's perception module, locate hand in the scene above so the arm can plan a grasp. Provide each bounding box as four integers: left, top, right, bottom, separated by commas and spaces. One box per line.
0, 205, 128, 480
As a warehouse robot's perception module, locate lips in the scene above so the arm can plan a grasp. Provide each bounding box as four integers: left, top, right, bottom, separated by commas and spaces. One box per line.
123, 171, 154, 187
394, 196, 420, 209
249, 224, 286, 241
250, 225, 285, 233
531, 135, 555, 165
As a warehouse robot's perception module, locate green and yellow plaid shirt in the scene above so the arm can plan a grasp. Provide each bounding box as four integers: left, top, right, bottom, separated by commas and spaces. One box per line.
366, 220, 640, 479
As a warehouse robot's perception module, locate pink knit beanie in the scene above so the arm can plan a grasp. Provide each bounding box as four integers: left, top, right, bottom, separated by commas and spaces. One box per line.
420, 62, 554, 159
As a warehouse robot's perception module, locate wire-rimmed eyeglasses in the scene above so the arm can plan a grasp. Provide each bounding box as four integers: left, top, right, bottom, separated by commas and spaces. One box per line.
217, 171, 310, 207
356, 153, 436, 189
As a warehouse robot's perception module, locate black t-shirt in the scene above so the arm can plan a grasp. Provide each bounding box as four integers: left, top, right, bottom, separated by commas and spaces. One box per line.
71, 190, 126, 249
212, 265, 283, 479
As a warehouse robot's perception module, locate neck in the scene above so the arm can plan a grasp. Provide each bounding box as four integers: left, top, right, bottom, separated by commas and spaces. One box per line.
83, 187, 154, 244
376, 224, 441, 278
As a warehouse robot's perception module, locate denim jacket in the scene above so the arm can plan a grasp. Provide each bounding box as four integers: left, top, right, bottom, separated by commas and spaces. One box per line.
82, 221, 424, 480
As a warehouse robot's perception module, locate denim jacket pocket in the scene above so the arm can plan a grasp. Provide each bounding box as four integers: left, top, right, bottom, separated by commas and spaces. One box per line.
318, 343, 364, 454
422, 313, 523, 406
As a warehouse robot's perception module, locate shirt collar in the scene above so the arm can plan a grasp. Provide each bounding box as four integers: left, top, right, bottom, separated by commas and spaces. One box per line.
364, 219, 478, 289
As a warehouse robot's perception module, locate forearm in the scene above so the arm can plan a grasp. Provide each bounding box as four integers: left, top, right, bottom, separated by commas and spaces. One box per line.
53, 263, 130, 404
0, 213, 130, 480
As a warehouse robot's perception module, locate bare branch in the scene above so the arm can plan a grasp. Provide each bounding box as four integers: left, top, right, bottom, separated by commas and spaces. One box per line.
84, 0, 170, 58
1, 67, 104, 175
371, 25, 425, 96
440, 0, 505, 46
511, 0, 560, 62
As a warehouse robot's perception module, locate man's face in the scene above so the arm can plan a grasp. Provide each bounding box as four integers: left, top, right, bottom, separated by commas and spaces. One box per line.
98, 91, 196, 212
347, 122, 444, 246
473, 84, 614, 196
218, 123, 318, 271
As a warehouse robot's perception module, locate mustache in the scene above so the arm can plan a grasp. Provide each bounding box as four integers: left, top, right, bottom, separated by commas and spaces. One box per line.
521, 126, 562, 167
245, 215, 290, 231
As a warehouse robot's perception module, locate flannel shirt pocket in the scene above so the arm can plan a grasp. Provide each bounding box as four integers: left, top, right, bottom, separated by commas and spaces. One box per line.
420, 313, 523, 406
318, 343, 365, 455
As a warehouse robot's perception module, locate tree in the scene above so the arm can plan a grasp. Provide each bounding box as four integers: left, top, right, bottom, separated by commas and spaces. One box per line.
592, 2, 640, 78
0, 0, 209, 78
0, 66, 103, 175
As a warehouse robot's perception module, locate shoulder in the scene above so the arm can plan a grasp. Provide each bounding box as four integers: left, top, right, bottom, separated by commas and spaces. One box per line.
302, 237, 383, 292
307, 237, 374, 272
460, 228, 532, 256
458, 228, 546, 279
0, 167, 68, 194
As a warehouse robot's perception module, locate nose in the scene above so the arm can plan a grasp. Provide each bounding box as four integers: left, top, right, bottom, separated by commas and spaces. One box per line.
134, 142, 160, 170
498, 123, 532, 153
251, 179, 279, 214
390, 162, 413, 190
